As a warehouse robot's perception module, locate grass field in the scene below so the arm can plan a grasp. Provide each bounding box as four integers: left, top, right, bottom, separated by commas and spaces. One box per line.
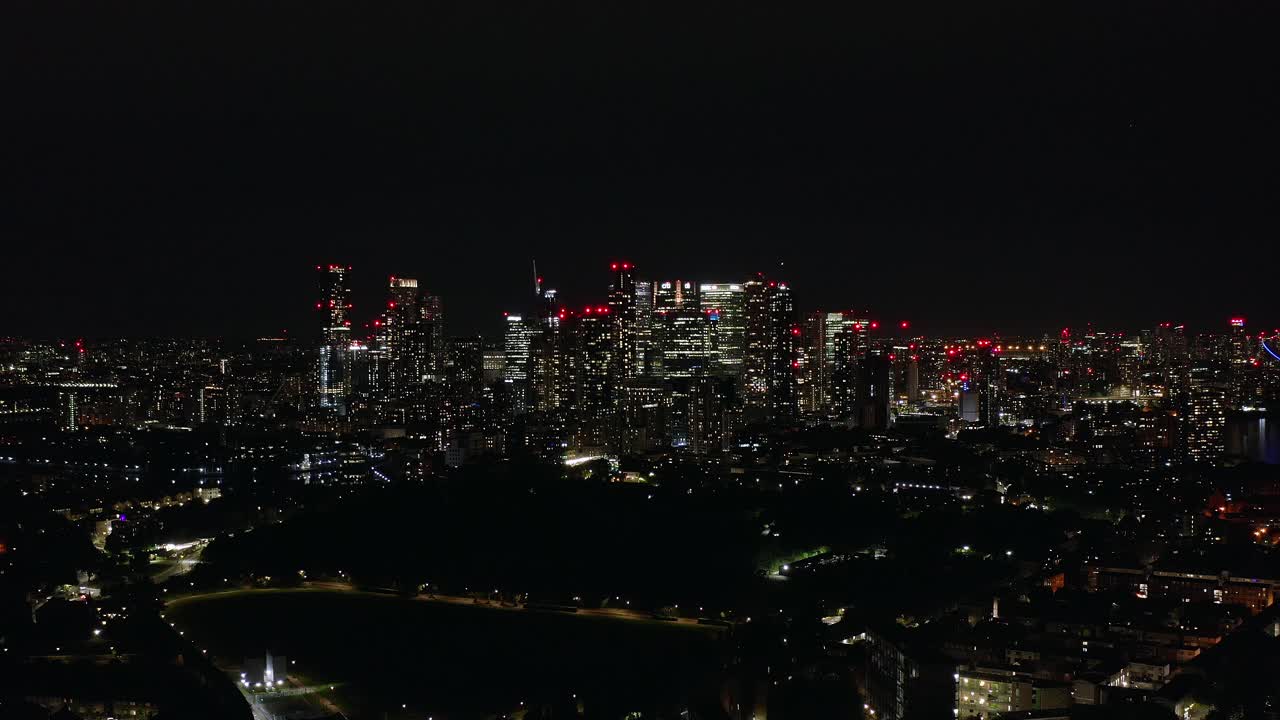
167, 588, 724, 719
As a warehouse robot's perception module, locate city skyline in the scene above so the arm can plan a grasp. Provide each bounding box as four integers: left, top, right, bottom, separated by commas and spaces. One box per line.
5, 2, 1280, 718
2, 255, 1274, 341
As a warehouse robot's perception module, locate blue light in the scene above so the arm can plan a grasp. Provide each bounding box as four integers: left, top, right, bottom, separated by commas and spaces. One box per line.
1263, 339, 1280, 363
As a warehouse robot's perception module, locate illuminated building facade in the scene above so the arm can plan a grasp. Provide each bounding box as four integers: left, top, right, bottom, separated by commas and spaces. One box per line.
316, 263, 352, 416
742, 275, 797, 421
570, 306, 614, 449
699, 282, 746, 378
1184, 379, 1227, 462
660, 309, 717, 379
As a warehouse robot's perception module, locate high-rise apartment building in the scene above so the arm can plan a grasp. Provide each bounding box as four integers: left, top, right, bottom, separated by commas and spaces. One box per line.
742, 275, 797, 421
316, 263, 352, 415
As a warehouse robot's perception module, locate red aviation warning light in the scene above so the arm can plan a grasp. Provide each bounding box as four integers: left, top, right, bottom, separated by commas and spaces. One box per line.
1230, 317, 1246, 328
900, 321, 910, 329
610, 263, 618, 270
791, 327, 801, 336
870, 321, 879, 330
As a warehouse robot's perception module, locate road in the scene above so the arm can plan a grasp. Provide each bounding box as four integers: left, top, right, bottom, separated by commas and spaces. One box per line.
167, 583, 726, 632
151, 539, 210, 584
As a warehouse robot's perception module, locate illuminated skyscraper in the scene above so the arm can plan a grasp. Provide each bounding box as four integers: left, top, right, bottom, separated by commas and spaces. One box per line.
571, 305, 614, 449
608, 262, 638, 382
660, 309, 717, 379
699, 282, 746, 378
503, 314, 537, 383
384, 277, 421, 395
654, 279, 696, 313
316, 263, 352, 415
419, 292, 445, 380
633, 279, 658, 376
743, 275, 770, 411
1184, 378, 1227, 463
766, 281, 798, 420
742, 275, 797, 421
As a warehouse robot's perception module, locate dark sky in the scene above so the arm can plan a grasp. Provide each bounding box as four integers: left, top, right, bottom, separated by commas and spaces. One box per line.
3, 0, 1277, 340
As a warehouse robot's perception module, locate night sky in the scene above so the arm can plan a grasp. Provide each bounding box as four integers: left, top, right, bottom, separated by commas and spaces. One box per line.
3, 0, 1277, 340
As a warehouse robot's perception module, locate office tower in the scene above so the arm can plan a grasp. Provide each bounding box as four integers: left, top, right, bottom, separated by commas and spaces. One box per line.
503, 314, 537, 383
316, 263, 352, 415
633, 279, 658, 376
699, 283, 746, 378
502, 313, 538, 417
660, 309, 717, 379
654, 280, 696, 313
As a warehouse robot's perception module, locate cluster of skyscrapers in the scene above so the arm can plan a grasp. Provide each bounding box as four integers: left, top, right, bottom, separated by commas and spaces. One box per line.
309, 260, 1279, 465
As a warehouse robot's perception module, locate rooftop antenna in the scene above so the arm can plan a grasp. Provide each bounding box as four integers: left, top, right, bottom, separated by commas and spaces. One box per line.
533, 260, 542, 296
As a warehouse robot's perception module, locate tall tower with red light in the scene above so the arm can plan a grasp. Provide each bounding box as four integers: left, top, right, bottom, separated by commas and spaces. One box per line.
608, 262, 638, 382
742, 274, 798, 421
316, 264, 353, 415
